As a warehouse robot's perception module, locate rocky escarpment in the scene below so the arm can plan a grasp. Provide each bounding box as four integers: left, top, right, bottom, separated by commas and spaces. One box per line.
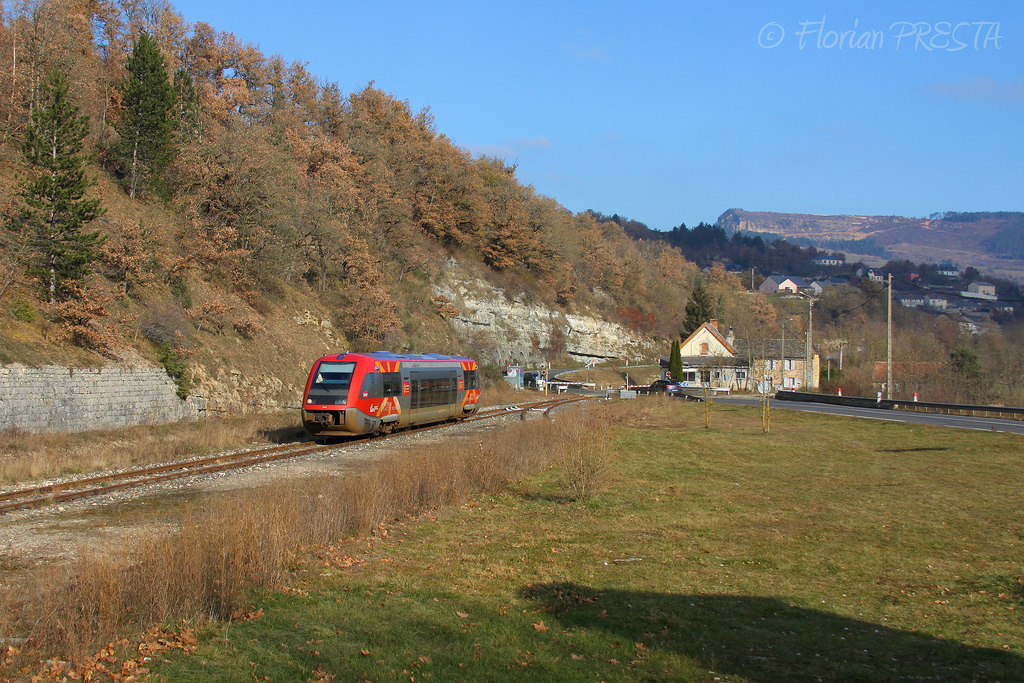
434, 272, 656, 367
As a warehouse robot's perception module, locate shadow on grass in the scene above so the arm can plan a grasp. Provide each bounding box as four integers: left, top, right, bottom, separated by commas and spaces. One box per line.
260, 424, 309, 443
520, 581, 1023, 682
515, 490, 579, 504
877, 447, 951, 453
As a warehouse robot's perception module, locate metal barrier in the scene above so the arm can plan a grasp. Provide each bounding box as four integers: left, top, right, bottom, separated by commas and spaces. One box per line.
774, 390, 1024, 421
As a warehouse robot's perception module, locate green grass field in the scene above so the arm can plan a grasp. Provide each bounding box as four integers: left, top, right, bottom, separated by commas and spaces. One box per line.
151, 402, 1024, 682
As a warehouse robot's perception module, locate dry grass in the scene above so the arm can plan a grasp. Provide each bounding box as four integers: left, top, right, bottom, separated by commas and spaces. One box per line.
0, 412, 304, 485
1, 400, 631, 667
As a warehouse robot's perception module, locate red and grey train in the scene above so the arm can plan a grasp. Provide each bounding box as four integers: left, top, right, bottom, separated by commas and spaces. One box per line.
301, 352, 482, 437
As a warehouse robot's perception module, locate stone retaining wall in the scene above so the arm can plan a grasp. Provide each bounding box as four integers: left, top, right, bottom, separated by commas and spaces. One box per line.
0, 365, 190, 434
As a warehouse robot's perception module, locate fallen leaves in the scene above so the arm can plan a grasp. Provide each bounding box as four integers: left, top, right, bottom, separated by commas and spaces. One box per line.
26, 626, 199, 682
532, 620, 549, 632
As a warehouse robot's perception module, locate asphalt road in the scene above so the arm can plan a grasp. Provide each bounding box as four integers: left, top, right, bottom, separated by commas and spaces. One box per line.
717, 395, 1024, 435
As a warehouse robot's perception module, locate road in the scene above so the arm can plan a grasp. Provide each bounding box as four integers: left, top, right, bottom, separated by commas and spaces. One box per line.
717, 395, 1024, 435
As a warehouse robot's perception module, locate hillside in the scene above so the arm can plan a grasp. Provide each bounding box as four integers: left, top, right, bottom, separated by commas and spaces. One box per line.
718, 209, 1024, 280
0, 4, 765, 413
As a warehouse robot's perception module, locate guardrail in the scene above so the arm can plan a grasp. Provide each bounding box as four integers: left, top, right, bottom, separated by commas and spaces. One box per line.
774, 390, 1024, 421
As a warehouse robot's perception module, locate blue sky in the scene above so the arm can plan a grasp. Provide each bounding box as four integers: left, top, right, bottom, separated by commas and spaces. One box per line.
168, 0, 1023, 232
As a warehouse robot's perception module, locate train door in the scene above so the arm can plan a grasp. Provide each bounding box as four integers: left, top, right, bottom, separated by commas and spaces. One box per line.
448, 370, 458, 418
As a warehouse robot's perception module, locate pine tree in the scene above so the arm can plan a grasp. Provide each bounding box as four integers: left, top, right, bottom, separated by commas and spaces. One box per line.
115, 33, 176, 199
8, 70, 104, 304
682, 279, 717, 336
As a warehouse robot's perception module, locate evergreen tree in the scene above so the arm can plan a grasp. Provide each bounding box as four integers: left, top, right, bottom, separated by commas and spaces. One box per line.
8, 70, 104, 304
115, 32, 176, 199
669, 339, 683, 381
682, 279, 717, 336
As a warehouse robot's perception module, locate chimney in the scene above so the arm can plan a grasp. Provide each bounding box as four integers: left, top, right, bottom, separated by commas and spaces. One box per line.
709, 318, 719, 330
726, 327, 735, 345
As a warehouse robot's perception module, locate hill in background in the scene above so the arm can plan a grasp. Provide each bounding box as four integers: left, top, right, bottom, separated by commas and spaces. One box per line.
718, 209, 1024, 281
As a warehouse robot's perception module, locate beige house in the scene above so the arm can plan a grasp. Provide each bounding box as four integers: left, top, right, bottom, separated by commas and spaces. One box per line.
964, 281, 997, 300
664, 320, 820, 392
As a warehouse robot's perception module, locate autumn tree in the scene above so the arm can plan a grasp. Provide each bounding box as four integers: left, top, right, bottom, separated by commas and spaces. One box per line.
172, 67, 201, 142
99, 217, 158, 297
6, 69, 104, 304
114, 32, 176, 198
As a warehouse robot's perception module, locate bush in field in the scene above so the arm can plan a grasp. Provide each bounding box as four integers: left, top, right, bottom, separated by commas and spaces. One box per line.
558, 406, 614, 501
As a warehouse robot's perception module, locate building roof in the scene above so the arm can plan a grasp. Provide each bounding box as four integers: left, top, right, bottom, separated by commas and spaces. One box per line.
732, 338, 807, 359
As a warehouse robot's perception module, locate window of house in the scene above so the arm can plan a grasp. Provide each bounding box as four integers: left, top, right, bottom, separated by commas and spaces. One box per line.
683, 371, 697, 382
766, 360, 776, 371
785, 359, 796, 370
736, 369, 747, 382
700, 342, 709, 355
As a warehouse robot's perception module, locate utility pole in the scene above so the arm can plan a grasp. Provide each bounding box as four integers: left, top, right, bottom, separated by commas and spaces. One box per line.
804, 297, 813, 389
886, 272, 893, 400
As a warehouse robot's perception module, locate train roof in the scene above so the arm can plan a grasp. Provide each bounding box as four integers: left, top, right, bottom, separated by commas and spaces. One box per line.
320, 351, 476, 363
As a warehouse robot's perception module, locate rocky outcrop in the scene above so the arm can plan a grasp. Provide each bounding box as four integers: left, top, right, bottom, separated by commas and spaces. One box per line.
434, 273, 655, 366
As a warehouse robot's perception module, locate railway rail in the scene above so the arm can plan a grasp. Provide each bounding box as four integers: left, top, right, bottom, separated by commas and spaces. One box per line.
0, 395, 589, 516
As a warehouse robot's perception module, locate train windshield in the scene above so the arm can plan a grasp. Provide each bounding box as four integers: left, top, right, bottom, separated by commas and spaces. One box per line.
307, 360, 356, 405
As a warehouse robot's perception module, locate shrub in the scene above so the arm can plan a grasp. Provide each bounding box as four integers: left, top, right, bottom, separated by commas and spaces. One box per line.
141, 307, 192, 347
159, 342, 191, 400
169, 274, 192, 309
557, 406, 614, 501
9, 297, 35, 322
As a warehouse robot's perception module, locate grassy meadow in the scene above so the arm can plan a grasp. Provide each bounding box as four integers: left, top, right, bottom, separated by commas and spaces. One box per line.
138, 400, 1024, 683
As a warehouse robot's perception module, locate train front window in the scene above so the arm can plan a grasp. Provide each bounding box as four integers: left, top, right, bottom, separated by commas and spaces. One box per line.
307, 361, 356, 405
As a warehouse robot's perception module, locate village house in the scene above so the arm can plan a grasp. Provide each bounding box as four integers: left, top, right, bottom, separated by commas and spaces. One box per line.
924, 293, 948, 311
896, 294, 925, 308
758, 275, 810, 295
812, 255, 845, 267
964, 281, 997, 300
661, 319, 820, 392
808, 277, 849, 295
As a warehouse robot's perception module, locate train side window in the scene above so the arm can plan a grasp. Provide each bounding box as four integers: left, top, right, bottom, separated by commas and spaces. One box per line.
382, 372, 402, 397
464, 370, 479, 390
360, 373, 383, 399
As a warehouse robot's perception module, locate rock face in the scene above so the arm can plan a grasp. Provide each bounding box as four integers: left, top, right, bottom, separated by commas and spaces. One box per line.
434, 274, 655, 367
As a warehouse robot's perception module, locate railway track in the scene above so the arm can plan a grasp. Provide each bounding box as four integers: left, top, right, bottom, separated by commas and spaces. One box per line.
0, 395, 589, 516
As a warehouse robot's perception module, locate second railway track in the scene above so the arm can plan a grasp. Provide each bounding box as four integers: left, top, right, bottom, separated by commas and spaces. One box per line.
0, 395, 590, 516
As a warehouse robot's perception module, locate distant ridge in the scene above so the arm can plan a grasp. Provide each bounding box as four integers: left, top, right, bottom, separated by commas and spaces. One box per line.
717, 209, 1024, 280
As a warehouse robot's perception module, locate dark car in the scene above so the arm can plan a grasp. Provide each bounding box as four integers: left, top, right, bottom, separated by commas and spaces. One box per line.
648, 379, 684, 396
649, 379, 706, 401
